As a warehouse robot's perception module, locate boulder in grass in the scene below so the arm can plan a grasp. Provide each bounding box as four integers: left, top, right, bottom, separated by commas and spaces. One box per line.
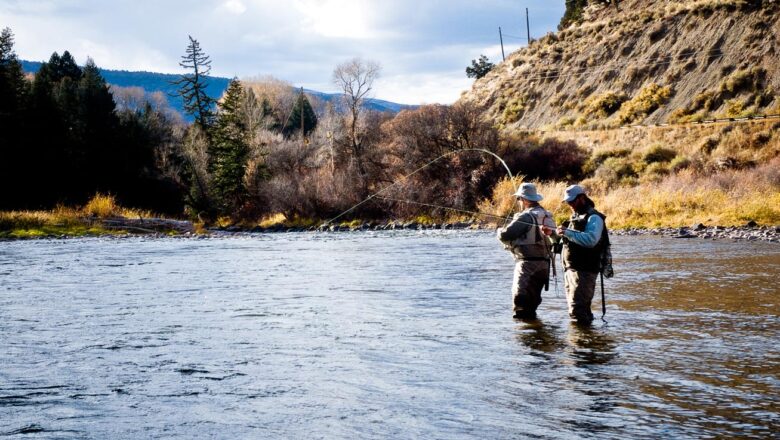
744, 220, 758, 228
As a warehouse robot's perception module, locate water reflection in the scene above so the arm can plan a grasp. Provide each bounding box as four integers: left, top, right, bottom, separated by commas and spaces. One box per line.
566, 323, 617, 367
514, 320, 617, 367
514, 319, 564, 354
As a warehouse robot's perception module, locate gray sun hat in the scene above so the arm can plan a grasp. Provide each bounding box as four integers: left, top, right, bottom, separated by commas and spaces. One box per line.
514, 183, 544, 202
562, 184, 586, 203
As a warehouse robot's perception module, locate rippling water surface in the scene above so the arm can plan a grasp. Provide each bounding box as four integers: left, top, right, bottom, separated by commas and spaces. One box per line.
1, 232, 778, 438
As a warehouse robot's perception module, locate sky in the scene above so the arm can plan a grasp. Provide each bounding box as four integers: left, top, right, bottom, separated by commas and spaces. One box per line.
1, 0, 565, 104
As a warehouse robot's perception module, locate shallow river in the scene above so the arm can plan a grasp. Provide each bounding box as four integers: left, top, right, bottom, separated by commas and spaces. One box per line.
1, 232, 779, 439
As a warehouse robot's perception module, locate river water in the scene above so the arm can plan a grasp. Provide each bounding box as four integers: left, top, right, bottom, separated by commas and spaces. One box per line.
1, 232, 778, 439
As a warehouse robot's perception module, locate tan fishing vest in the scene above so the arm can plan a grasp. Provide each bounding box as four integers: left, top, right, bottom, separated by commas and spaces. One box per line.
511, 206, 555, 260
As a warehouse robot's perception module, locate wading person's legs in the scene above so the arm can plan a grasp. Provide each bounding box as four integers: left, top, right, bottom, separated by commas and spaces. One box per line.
512, 261, 549, 319
564, 269, 597, 324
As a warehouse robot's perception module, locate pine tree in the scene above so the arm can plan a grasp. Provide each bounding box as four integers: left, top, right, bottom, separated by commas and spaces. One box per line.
172, 36, 215, 132
209, 78, 250, 215
465, 55, 494, 79
78, 58, 121, 193
0, 27, 30, 208
559, 0, 589, 30
283, 88, 318, 138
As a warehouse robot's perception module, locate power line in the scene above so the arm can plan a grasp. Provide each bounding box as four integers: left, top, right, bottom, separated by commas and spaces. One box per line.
511, 47, 725, 83
539, 113, 780, 133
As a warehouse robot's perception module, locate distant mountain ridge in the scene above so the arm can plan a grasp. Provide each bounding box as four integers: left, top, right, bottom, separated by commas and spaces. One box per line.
21, 60, 416, 118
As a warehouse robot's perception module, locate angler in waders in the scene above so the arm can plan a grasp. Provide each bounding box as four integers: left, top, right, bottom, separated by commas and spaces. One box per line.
547, 184, 609, 325
497, 183, 556, 320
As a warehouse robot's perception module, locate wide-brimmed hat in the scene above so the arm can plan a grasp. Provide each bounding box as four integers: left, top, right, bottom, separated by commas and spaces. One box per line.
514, 183, 544, 201
562, 184, 586, 203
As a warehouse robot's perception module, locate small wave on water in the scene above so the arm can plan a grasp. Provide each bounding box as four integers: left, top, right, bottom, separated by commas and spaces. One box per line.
0, 233, 778, 438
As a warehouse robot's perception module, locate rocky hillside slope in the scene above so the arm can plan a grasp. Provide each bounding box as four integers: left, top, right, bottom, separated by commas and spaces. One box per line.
463, 0, 779, 130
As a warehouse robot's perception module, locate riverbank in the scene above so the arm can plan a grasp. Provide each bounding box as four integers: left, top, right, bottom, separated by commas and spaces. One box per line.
0, 194, 194, 239
2, 198, 778, 242
6, 218, 777, 243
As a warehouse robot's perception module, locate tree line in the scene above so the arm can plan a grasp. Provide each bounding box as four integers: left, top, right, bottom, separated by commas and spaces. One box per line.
0, 29, 588, 223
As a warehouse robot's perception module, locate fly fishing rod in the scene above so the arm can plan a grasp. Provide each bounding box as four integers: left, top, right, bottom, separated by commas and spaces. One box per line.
371, 195, 548, 227
322, 148, 520, 227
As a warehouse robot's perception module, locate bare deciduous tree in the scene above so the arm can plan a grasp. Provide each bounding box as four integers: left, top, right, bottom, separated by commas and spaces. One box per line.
242, 75, 296, 129
331, 57, 381, 189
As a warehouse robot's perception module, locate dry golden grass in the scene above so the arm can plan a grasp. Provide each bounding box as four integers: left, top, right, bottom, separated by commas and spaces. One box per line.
596, 159, 780, 228
478, 178, 572, 225
83, 193, 119, 218
479, 154, 780, 229
256, 213, 318, 229
81, 193, 153, 219
1, 194, 160, 238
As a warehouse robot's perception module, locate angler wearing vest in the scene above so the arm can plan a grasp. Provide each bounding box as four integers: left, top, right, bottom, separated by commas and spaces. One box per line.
497, 183, 556, 320
556, 184, 607, 325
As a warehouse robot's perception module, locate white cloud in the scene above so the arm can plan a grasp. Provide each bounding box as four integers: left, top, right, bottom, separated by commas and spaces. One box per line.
293, 0, 373, 39
222, 0, 247, 15
376, 72, 473, 105
75, 39, 176, 73
3, 0, 565, 102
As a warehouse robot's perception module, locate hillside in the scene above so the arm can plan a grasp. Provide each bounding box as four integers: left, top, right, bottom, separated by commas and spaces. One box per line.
20, 61, 415, 118
463, 0, 779, 130
463, 0, 780, 229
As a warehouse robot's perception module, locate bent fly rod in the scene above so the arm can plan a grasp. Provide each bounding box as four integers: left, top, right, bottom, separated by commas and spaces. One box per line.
322, 148, 541, 228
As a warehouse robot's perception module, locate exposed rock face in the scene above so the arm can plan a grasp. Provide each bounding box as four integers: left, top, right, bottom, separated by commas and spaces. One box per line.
462, 0, 780, 131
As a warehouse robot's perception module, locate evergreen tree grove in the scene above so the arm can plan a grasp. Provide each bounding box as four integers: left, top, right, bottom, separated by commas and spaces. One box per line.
0, 28, 187, 212
0, 27, 29, 208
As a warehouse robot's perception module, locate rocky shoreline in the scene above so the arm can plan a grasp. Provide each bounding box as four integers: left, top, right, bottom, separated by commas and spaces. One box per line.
611, 222, 780, 243
215, 220, 780, 243
3, 218, 779, 243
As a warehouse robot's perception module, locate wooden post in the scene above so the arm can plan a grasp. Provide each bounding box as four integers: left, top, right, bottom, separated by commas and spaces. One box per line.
499, 27, 505, 61
526, 8, 531, 45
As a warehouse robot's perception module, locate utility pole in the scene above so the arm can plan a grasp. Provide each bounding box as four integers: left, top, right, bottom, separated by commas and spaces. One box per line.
526, 8, 531, 45
498, 27, 505, 61
300, 87, 306, 149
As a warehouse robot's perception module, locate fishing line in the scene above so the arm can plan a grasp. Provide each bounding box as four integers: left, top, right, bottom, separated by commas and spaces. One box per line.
373, 196, 545, 228
323, 148, 518, 227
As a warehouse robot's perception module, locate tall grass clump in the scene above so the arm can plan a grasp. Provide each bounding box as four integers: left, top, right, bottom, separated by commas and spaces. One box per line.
83, 193, 119, 218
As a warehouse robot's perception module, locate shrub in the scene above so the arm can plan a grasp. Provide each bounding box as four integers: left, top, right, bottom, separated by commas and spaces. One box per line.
583, 148, 632, 175
595, 156, 639, 187
83, 193, 119, 218
556, 116, 575, 128
719, 67, 765, 95
502, 96, 528, 124
617, 83, 673, 124
752, 131, 772, 147
510, 138, 589, 181
575, 84, 594, 98
699, 136, 720, 154
582, 92, 628, 118
645, 161, 670, 175
692, 90, 719, 111
648, 22, 667, 42
643, 145, 677, 164
724, 98, 746, 117
670, 155, 692, 172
